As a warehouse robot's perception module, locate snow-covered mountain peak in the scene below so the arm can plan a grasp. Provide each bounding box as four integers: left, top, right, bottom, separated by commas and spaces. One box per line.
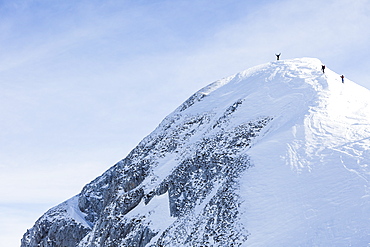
196, 57, 325, 97
178, 57, 332, 124
21, 58, 370, 247
173, 57, 370, 170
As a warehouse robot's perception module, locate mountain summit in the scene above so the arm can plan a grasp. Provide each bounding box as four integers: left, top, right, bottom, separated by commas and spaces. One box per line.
21, 58, 370, 246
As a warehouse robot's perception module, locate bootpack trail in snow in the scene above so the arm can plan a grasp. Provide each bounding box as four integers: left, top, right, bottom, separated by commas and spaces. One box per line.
21, 57, 370, 247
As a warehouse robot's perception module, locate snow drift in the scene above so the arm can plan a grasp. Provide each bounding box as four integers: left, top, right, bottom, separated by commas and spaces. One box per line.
21, 58, 370, 246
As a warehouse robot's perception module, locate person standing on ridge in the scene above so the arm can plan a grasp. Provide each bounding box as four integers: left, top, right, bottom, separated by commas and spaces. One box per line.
275, 53, 281, 60
340, 75, 344, 83
321, 65, 326, 73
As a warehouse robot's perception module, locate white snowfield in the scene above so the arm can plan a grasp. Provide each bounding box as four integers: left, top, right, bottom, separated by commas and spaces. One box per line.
228, 58, 370, 246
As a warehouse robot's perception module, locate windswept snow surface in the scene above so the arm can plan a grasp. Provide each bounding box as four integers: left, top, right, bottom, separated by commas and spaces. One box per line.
228, 58, 370, 246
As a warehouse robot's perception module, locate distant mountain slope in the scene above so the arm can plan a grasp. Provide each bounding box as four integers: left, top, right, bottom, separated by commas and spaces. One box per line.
21, 58, 370, 247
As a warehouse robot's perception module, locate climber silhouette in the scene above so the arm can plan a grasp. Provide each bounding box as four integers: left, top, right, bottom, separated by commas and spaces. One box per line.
275, 53, 281, 60
340, 75, 344, 83
321, 65, 325, 73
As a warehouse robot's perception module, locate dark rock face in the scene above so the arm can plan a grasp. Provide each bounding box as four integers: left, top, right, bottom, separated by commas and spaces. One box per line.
155, 178, 249, 247
21, 198, 91, 247
21, 90, 273, 247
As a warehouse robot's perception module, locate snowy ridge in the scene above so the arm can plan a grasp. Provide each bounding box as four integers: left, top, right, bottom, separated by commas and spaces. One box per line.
21, 58, 370, 246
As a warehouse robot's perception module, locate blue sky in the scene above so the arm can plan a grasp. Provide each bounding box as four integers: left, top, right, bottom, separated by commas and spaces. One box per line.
1, 0, 370, 245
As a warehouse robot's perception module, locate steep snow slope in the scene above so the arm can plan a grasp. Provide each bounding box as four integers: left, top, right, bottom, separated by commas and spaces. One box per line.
21, 58, 370, 246
236, 59, 370, 246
